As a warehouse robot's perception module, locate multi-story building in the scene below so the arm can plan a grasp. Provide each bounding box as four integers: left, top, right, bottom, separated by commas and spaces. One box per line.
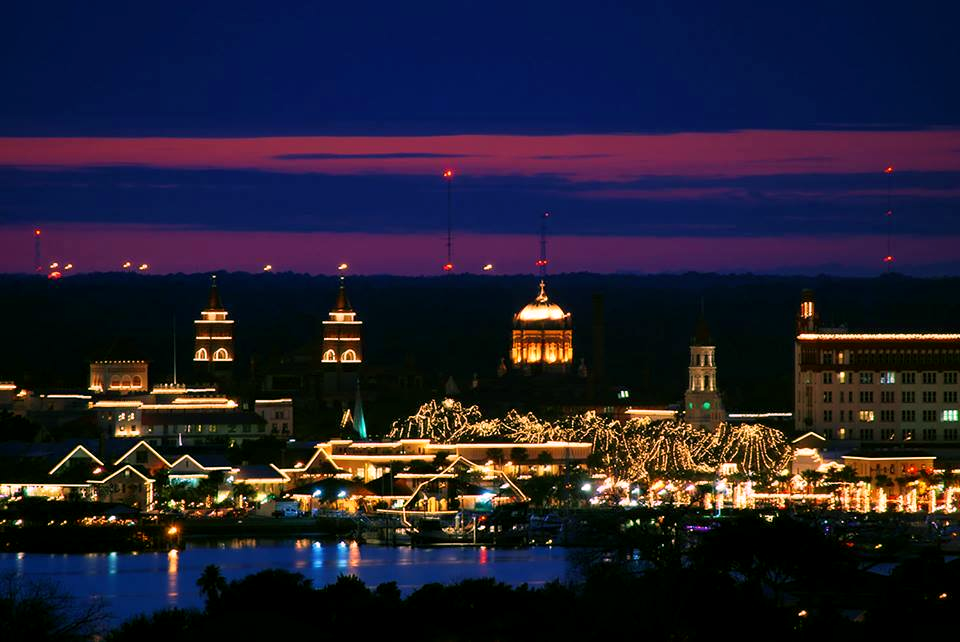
794, 290, 960, 443
254, 398, 295, 438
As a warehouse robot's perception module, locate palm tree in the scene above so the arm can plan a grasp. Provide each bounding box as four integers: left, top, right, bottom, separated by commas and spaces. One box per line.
197, 564, 227, 606
510, 447, 529, 474
800, 469, 824, 493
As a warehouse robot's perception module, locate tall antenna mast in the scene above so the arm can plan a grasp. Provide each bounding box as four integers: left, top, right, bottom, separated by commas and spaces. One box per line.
33, 227, 42, 273
172, 316, 177, 385
883, 165, 895, 270
536, 212, 550, 277
442, 169, 454, 272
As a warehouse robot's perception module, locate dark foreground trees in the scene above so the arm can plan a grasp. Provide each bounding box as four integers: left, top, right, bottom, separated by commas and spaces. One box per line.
8, 512, 960, 641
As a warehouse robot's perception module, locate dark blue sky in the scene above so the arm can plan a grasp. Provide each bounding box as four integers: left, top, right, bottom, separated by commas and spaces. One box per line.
1, 1, 959, 274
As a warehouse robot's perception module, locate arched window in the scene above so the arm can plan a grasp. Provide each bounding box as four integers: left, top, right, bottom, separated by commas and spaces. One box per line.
322, 349, 337, 362
704, 374, 711, 391
213, 348, 230, 361
341, 349, 358, 362
132, 375, 142, 389
109, 375, 121, 389
194, 348, 208, 361
121, 375, 132, 389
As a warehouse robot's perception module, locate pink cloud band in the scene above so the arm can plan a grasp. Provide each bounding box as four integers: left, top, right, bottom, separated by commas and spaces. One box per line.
2, 130, 959, 182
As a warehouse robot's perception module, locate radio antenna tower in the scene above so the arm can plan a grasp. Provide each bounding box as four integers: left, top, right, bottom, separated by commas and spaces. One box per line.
33, 227, 42, 273
442, 169, 454, 272
536, 212, 550, 277
883, 165, 895, 270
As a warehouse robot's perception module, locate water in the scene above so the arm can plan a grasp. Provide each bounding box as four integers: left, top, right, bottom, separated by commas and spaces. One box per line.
0, 540, 572, 622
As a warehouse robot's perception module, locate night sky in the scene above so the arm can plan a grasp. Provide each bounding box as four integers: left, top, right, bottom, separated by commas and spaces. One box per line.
1, 1, 959, 275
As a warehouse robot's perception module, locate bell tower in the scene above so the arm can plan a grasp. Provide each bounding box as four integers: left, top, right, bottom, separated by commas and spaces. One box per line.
684, 312, 725, 431
193, 275, 234, 377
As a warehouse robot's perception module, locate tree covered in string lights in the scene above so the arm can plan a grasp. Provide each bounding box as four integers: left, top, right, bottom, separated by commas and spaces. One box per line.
388, 398, 482, 441
696, 422, 792, 475
388, 399, 791, 480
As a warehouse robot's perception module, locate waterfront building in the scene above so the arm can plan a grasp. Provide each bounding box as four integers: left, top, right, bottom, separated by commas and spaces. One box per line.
89, 361, 148, 393
511, 280, 573, 374
794, 290, 960, 443
93, 396, 267, 445
683, 315, 725, 431
194, 275, 234, 375
841, 450, 936, 495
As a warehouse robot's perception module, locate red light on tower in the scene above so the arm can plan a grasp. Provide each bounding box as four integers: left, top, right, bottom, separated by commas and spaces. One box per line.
884, 165, 894, 174
535, 259, 549, 268
34, 228, 41, 236
883, 255, 894, 263
442, 262, 454, 272
442, 169, 454, 179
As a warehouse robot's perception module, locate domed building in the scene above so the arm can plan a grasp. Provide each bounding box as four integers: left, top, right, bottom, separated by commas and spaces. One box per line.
511, 280, 573, 373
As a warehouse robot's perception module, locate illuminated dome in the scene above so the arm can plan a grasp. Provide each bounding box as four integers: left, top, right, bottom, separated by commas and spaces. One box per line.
511, 281, 573, 372
517, 281, 568, 323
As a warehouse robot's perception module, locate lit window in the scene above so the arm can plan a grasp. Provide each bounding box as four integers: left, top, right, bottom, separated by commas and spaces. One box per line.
617, 390, 629, 400
858, 410, 875, 422
943, 410, 959, 423
322, 349, 336, 362
194, 348, 208, 361
341, 349, 358, 362
880, 371, 896, 384
213, 348, 230, 361
838, 372, 847, 384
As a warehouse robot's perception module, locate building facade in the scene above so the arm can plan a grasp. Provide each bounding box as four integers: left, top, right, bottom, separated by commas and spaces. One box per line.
511, 280, 573, 373
794, 291, 960, 443
89, 361, 148, 393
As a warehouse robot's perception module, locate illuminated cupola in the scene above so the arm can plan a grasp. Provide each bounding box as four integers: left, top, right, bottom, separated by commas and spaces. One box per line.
511, 280, 573, 373
322, 277, 363, 365
684, 313, 725, 431
194, 275, 234, 366
796, 288, 819, 334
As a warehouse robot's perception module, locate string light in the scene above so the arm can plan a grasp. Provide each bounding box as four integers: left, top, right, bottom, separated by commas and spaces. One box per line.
389, 401, 791, 481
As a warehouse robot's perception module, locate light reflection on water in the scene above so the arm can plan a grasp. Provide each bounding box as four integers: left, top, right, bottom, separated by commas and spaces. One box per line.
0, 539, 570, 622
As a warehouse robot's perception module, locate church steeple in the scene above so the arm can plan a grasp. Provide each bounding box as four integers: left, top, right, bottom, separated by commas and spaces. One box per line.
194, 275, 234, 369
207, 275, 224, 311
683, 306, 724, 431
321, 277, 362, 365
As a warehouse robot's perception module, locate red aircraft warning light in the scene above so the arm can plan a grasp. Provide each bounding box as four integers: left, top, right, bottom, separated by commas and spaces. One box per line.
442, 169, 454, 179
884, 166, 894, 174
442, 262, 454, 272
883, 255, 895, 263
34, 228, 41, 236
535, 259, 549, 268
